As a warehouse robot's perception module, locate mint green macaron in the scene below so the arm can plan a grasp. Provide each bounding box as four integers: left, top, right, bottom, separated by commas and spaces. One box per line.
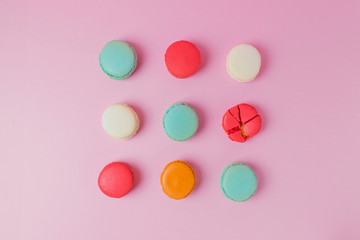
220, 163, 258, 202
99, 40, 137, 80
163, 103, 199, 142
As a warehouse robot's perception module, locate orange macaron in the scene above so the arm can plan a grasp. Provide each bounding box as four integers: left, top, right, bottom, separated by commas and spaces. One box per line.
160, 161, 196, 200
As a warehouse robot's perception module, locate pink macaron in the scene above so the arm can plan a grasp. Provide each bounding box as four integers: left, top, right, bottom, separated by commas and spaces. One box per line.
98, 162, 134, 198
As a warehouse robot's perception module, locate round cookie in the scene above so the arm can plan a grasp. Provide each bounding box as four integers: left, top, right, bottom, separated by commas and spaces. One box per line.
222, 103, 261, 142
226, 44, 261, 82
98, 162, 134, 198
220, 163, 257, 202
165, 40, 201, 78
161, 161, 196, 200
163, 103, 198, 141
102, 104, 139, 140
99, 40, 137, 80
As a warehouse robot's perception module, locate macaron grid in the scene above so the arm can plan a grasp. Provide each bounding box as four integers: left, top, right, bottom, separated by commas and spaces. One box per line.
98, 40, 262, 201
12, 3, 360, 240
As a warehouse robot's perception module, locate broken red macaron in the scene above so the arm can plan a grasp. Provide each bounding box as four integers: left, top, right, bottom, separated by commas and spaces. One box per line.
222, 104, 262, 142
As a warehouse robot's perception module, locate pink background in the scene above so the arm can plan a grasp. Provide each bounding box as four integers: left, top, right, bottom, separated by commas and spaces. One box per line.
2, 0, 360, 239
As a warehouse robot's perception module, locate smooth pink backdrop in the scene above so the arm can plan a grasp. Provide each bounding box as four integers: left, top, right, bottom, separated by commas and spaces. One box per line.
1, 0, 360, 239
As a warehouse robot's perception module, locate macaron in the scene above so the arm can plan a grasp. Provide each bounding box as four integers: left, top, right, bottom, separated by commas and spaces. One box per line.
161, 161, 196, 200
165, 40, 201, 78
222, 103, 261, 142
98, 162, 134, 198
220, 163, 257, 202
226, 44, 261, 82
102, 103, 139, 140
163, 103, 199, 141
99, 40, 137, 80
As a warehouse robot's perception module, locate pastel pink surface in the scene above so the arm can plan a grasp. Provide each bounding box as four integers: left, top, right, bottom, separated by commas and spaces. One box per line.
2, 0, 360, 240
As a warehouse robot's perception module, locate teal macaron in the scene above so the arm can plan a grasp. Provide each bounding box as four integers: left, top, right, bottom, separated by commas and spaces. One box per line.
99, 40, 137, 80
163, 103, 199, 141
220, 163, 258, 202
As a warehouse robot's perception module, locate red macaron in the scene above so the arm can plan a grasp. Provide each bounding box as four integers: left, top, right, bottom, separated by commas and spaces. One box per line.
165, 40, 201, 78
222, 104, 262, 142
98, 162, 134, 198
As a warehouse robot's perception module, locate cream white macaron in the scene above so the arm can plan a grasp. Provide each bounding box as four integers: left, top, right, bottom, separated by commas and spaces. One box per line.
226, 44, 261, 82
102, 104, 139, 140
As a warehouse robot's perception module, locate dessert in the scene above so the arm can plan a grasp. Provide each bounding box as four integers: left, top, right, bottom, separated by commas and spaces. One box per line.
165, 40, 201, 78
99, 40, 137, 79
222, 103, 261, 142
226, 44, 261, 82
161, 161, 196, 200
98, 162, 134, 198
220, 163, 257, 202
102, 103, 139, 140
163, 103, 198, 141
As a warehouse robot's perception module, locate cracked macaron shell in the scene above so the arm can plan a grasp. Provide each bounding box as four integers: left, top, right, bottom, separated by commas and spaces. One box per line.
222, 104, 261, 142
99, 40, 137, 80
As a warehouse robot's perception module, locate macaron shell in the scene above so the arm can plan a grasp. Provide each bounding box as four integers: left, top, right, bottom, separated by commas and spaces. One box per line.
228, 131, 246, 143
220, 163, 257, 202
102, 104, 140, 140
98, 162, 134, 198
239, 103, 258, 123
222, 111, 240, 132
228, 105, 241, 122
165, 41, 201, 78
161, 161, 196, 200
226, 44, 261, 82
163, 103, 199, 141
243, 115, 261, 137
99, 40, 137, 80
